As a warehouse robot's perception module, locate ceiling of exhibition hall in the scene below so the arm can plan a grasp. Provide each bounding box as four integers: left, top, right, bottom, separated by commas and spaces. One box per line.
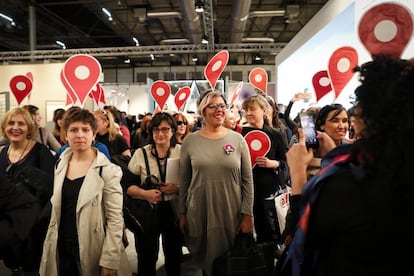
0, 0, 328, 68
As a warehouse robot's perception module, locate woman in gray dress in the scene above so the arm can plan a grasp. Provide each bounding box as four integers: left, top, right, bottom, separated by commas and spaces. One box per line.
179, 91, 254, 276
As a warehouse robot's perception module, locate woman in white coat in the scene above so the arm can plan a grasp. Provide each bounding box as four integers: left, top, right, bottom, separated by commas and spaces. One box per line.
40, 107, 131, 276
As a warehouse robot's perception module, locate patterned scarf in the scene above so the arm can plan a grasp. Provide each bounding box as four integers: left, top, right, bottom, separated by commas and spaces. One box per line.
281, 143, 358, 276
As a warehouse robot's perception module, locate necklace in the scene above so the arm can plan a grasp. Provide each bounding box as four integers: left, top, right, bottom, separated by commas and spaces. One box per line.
6, 140, 30, 171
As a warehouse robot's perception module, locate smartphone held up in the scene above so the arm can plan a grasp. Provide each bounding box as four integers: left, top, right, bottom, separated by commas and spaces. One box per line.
299, 112, 319, 149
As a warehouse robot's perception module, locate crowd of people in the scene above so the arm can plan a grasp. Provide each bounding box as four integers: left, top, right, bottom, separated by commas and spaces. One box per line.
1, 54, 413, 276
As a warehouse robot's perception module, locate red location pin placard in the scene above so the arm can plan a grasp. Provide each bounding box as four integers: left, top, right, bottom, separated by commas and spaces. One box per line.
230, 81, 243, 105
249, 68, 268, 94
153, 105, 162, 115
65, 94, 73, 106
26, 72, 33, 82
151, 80, 171, 111
9, 74, 33, 105
99, 85, 106, 104
327, 46, 358, 98
174, 86, 191, 111
312, 70, 332, 101
62, 54, 102, 106
358, 3, 413, 58
61, 70, 76, 104
244, 130, 271, 168
89, 83, 101, 105
204, 50, 229, 91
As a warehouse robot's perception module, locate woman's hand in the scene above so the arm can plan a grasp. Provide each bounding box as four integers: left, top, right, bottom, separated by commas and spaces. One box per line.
238, 214, 254, 234
291, 92, 302, 102
145, 189, 162, 204
316, 131, 336, 157
255, 157, 279, 169
100, 267, 117, 276
160, 182, 179, 195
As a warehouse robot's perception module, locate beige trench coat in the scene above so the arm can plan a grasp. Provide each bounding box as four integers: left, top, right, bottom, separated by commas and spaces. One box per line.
39, 149, 131, 276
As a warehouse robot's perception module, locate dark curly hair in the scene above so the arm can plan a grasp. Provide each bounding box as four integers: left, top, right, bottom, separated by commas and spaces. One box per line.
353, 55, 414, 203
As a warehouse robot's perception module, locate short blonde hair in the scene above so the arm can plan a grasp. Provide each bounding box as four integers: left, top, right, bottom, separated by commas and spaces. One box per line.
1, 107, 36, 139
197, 91, 227, 117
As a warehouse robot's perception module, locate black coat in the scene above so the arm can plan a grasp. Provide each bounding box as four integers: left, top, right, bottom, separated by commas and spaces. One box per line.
0, 175, 39, 255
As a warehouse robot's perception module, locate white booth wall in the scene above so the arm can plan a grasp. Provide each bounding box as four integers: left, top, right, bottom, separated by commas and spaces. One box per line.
276, 0, 414, 119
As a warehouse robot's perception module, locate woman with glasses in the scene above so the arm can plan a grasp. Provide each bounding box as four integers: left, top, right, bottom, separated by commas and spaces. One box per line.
179, 91, 254, 276
172, 113, 190, 144
93, 109, 131, 158
127, 112, 183, 276
0, 107, 55, 275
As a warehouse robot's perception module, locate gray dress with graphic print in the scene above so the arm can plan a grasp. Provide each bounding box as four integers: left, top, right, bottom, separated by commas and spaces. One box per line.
179, 130, 254, 276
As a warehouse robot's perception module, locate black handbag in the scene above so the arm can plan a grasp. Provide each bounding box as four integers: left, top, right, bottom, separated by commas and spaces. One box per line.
123, 148, 160, 234
212, 233, 275, 276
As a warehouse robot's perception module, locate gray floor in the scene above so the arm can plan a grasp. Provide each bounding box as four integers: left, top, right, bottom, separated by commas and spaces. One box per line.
0, 229, 202, 276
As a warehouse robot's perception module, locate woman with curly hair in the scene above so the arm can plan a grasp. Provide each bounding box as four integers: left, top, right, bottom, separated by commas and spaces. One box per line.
279, 55, 414, 276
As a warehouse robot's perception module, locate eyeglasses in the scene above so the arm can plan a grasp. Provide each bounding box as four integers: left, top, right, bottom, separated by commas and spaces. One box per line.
206, 103, 228, 110
153, 127, 171, 134
176, 120, 187, 126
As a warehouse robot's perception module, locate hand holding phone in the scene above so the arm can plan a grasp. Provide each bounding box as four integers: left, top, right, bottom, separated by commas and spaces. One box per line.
299, 112, 319, 149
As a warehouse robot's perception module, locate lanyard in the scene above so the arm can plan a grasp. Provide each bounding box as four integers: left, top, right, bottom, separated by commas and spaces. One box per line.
153, 145, 170, 183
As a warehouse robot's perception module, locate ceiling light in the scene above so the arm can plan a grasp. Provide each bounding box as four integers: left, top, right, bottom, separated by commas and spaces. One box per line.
56, 40, 66, 49
201, 35, 209, 45
102, 8, 113, 21
150, 54, 154, 61
0, 12, 16, 26
124, 58, 130, 64
192, 55, 198, 62
195, 0, 204, 13
132, 37, 139, 46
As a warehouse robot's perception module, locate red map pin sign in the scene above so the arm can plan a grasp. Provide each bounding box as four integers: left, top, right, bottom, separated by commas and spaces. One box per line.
61, 70, 77, 104
26, 72, 33, 82
244, 130, 271, 168
249, 68, 268, 94
230, 81, 243, 105
204, 50, 229, 91
151, 80, 171, 110
63, 54, 102, 106
312, 70, 332, 101
327, 46, 358, 98
153, 105, 162, 115
358, 3, 413, 58
99, 85, 106, 104
174, 86, 191, 111
9, 75, 33, 105
65, 94, 73, 106
89, 83, 100, 105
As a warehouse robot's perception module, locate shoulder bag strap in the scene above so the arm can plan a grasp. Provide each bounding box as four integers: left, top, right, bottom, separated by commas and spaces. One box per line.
141, 147, 151, 176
